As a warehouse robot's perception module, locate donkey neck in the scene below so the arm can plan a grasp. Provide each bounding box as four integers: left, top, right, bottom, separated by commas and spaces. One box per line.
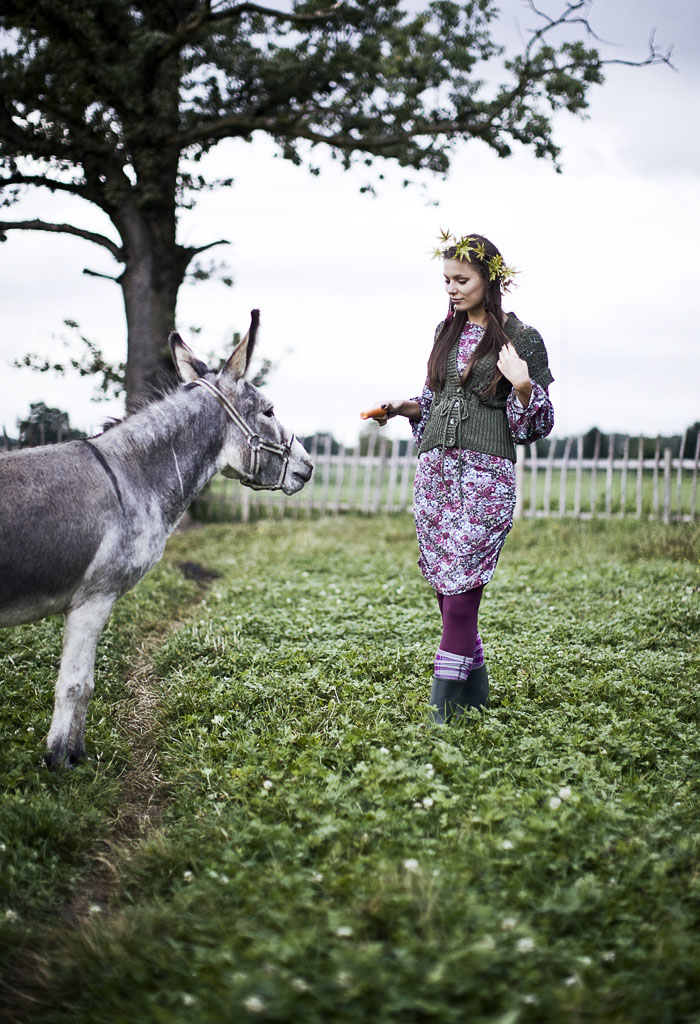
96, 384, 228, 528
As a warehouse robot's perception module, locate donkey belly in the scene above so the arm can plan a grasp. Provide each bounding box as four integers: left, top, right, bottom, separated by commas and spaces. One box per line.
0, 445, 117, 626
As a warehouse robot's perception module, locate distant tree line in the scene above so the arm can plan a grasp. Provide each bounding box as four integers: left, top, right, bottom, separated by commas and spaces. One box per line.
532, 424, 700, 459
4, 413, 698, 462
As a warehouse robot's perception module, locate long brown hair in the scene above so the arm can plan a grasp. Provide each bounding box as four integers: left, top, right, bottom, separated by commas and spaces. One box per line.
427, 234, 510, 397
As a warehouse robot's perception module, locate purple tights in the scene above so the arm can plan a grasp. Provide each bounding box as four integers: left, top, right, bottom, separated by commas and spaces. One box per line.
434, 587, 485, 680
436, 587, 484, 656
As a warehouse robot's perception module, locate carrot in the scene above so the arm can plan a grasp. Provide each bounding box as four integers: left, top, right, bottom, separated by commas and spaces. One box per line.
360, 405, 387, 420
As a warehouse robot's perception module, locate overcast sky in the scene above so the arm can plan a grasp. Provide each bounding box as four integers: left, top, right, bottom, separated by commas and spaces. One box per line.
1, 0, 698, 445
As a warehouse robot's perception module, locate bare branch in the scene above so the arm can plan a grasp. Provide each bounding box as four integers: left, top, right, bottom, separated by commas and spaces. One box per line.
172, 112, 492, 155
0, 219, 123, 260
0, 173, 89, 199
149, 1, 343, 68
83, 267, 121, 282
187, 238, 230, 256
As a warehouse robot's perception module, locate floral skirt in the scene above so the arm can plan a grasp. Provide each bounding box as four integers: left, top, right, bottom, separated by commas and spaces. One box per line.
413, 447, 516, 595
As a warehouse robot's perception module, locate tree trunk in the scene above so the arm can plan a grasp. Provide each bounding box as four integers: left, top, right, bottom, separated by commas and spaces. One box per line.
117, 198, 191, 412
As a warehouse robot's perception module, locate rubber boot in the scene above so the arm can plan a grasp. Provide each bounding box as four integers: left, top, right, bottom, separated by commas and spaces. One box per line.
457, 663, 489, 715
429, 676, 465, 724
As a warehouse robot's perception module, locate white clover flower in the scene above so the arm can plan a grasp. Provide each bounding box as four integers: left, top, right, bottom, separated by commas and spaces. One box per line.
0, 844, 6, 852
501, 839, 514, 850
422, 797, 434, 809
291, 978, 309, 992
212, 714, 224, 725
88, 904, 102, 915
517, 937, 535, 953
501, 917, 517, 931
549, 796, 562, 810
181, 994, 196, 1006
601, 950, 616, 962
403, 858, 420, 873
243, 995, 266, 1013
564, 975, 580, 987
4, 909, 18, 923
311, 872, 323, 883
558, 786, 572, 800
335, 926, 353, 938
183, 870, 194, 883
337, 971, 352, 988
522, 995, 538, 1005
378, 747, 390, 755
413, 802, 423, 810
262, 779, 273, 790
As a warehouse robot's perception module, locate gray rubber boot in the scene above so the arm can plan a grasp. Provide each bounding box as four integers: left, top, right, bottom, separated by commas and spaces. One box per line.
458, 663, 489, 714
428, 676, 466, 724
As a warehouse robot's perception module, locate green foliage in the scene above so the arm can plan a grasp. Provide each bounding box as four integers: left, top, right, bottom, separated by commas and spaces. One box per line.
1, 518, 698, 1022
16, 401, 85, 446
13, 320, 127, 404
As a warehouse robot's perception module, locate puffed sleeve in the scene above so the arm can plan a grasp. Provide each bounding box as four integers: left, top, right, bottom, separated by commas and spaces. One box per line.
507, 384, 554, 445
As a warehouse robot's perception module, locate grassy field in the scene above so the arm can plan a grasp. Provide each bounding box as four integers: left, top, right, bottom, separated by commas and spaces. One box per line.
1, 516, 699, 1023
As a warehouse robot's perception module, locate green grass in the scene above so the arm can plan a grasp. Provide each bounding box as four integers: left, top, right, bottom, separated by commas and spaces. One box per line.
1, 517, 699, 1023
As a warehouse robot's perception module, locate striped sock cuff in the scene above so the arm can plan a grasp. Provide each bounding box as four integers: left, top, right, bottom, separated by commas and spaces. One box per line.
434, 647, 474, 681
472, 632, 485, 669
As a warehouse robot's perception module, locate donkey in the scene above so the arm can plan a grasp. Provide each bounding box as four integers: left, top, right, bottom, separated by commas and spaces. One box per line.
0, 311, 313, 769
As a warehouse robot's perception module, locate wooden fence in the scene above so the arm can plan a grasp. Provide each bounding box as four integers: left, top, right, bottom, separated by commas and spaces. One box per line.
190, 431, 700, 524
3, 428, 696, 523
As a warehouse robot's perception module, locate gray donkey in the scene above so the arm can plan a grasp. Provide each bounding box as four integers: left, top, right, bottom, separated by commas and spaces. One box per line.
0, 311, 313, 769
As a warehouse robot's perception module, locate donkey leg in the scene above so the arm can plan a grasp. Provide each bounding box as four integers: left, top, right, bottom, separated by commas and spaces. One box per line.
45, 595, 116, 770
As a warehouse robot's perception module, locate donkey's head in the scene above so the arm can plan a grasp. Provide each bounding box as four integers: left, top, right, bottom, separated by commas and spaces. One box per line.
169, 311, 313, 495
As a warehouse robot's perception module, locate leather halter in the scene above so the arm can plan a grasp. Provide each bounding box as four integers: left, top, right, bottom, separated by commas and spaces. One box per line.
192, 377, 294, 491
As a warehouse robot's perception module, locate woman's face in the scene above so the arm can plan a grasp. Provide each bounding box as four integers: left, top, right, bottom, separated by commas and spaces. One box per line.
443, 258, 487, 316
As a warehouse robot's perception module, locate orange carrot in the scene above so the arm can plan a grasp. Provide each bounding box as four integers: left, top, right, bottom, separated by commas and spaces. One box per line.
360, 405, 387, 420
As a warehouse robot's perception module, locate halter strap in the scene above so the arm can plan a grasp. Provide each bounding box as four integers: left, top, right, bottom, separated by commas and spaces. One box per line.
192, 377, 294, 490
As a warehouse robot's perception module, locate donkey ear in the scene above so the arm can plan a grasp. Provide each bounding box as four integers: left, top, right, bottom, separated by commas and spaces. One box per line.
170, 332, 210, 383
221, 309, 260, 381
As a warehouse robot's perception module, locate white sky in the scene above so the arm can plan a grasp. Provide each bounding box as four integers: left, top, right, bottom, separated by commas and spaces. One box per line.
1, 0, 698, 445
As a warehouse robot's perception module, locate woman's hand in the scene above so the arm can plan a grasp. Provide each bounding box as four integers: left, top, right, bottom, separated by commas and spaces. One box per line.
497, 343, 532, 408
364, 400, 421, 426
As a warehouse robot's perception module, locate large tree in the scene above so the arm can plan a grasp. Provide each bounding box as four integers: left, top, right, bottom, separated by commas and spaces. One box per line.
0, 1, 670, 409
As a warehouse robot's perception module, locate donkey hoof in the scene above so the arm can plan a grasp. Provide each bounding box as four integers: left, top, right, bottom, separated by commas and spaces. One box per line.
43, 745, 84, 771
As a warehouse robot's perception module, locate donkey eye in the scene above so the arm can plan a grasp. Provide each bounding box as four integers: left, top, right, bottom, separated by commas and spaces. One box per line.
264, 406, 275, 417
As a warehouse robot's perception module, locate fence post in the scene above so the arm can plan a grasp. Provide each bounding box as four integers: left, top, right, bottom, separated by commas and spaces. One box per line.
605, 433, 614, 517
691, 432, 700, 521
559, 437, 572, 517
652, 436, 661, 518
572, 436, 582, 518
332, 444, 346, 514
385, 436, 400, 513
662, 447, 672, 525
528, 443, 538, 518
619, 435, 629, 518
590, 430, 601, 516
543, 437, 555, 516
635, 436, 644, 518
676, 430, 687, 521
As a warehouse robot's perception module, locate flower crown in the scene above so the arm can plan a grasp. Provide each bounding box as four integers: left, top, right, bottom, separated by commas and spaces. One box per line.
431, 229, 519, 292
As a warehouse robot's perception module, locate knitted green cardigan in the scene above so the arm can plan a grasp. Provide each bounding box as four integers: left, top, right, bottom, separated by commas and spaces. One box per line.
417, 313, 554, 464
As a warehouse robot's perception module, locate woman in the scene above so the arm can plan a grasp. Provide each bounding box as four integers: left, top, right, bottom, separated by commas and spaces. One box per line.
370, 232, 554, 722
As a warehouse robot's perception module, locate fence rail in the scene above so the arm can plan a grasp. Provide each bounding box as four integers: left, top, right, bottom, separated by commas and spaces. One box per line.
189, 431, 700, 524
